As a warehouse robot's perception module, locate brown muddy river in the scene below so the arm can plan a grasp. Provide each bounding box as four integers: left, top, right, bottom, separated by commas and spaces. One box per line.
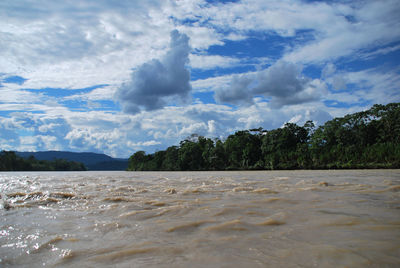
1, 170, 399, 267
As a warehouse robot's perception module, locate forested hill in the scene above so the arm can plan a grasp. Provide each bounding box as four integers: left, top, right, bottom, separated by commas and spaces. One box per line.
16, 151, 113, 166
128, 103, 400, 171
16, 151, 128, 170
0, 151, 86, 171
1, 151, 129, 171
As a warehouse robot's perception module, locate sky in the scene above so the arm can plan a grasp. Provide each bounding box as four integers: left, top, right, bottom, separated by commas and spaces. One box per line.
1, 0, 400, 158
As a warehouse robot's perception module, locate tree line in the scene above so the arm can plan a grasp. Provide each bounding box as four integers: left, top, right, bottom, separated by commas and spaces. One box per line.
0, 151, 87, 171
128, 103, 400, 171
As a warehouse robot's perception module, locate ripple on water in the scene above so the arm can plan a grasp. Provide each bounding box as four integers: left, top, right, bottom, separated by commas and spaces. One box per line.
1, 170, 400, 267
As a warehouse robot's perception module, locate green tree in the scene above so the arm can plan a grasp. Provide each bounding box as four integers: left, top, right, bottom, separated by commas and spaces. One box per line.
209, 139, 226, 170
178, 139, 204, 170
162, 146, 179, 170
128, 151, 147, 171
0, 151, 86, 171
224, 130, 261, 169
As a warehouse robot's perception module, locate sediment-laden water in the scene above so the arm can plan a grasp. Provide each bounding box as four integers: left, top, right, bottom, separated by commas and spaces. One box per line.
1, 170, 399, 267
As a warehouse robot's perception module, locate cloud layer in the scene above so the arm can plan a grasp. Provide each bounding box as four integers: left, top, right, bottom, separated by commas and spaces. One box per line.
1, 0, 399, 157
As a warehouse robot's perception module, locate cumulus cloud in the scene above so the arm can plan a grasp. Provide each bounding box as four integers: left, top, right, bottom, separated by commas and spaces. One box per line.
215, 61, 325, 108
214, 74, 255, 105
286, 107, 332, 127
0, 112, 72, 152
65, 127, 122, 155
20, 135, 60, 151
115, 30, 192, 114
254, 61, 310, 101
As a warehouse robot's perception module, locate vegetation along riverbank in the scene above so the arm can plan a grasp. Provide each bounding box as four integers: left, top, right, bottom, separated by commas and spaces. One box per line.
127, 103, 400, 171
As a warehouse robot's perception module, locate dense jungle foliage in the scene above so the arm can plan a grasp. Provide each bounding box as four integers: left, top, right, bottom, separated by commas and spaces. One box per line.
128, 103, 400, 171
0, 151, 87, 171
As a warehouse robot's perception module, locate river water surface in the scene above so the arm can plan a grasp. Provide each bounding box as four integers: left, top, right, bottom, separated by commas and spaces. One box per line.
1, 170, 399, 267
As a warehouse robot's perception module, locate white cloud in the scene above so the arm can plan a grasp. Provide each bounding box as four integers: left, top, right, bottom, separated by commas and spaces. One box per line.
283, 0, 400, 63
345, 68, 400, 103
179, 122, 208, 136
128, 140, 162, 147
321, 63, 348, 91
322, 63, 336, 78
0, 86, 43, 103
192, 74, 235, 93
64, 85, 116, 101
189, 54, 241, 69
176, 25, 225, 49
358, 44, 400, 60
20, 135, 60, 151
0, 0, 174, 90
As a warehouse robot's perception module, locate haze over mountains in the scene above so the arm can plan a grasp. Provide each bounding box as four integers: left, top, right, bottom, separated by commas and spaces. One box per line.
16, 151, 128, 170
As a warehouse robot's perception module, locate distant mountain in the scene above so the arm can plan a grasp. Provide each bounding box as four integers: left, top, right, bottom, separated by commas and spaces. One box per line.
16, 151, 128, 170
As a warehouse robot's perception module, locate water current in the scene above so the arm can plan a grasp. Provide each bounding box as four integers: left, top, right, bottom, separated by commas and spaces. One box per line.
1, 170, 399, 267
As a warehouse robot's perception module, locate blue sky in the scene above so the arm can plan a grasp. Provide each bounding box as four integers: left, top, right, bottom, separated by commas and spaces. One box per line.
1, 0, 399, 157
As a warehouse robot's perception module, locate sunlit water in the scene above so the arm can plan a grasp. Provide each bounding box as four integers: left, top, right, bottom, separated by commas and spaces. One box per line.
1, 170, 399, 267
